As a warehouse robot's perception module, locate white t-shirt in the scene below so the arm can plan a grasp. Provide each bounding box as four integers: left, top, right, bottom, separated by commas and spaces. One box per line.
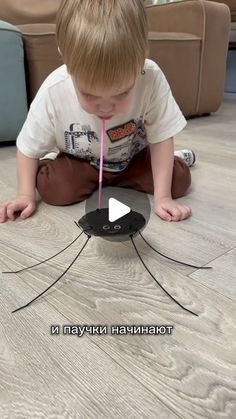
17, 59, 186, 172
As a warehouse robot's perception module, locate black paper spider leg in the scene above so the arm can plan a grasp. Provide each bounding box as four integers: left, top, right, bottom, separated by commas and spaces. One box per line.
139, 231, 212, 270
2, 231, 84, 274
11, 235, 91, 314
130, 234, 198, 317
74, 221, 81, 229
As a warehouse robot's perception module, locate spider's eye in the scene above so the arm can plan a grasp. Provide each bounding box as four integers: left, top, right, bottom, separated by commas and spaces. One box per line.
114, 225, 121, 230
102, 225, 110, 230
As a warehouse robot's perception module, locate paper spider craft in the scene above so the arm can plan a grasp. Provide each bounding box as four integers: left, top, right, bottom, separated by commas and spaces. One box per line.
3, 119, 212, 316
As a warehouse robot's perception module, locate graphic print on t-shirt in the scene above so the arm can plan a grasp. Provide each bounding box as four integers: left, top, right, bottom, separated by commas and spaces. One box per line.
105, 118, 147, 171
64, 123, 99, 158
63, 118, 147, 172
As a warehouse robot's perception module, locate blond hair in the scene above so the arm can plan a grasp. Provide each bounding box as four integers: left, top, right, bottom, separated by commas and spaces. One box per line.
56, 0, 149, 90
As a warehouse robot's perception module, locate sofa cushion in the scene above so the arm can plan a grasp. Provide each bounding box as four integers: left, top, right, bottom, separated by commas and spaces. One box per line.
148, 32, 201, 115
0, 20, 28, 142
18, 23, 62, 101
0, 0, 60, 25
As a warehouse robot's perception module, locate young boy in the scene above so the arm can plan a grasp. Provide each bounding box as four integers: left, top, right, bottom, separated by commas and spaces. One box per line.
0, 0, 194, 224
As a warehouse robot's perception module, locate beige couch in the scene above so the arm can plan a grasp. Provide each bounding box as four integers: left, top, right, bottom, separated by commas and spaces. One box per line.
146, 0, 230, 116
208, 0, 236, 47
0, 0, 231, 117
209, 0, 236, 21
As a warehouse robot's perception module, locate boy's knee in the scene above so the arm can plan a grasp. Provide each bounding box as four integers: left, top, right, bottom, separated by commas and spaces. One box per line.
172, 157, 191, 199
36, 163, 81, 205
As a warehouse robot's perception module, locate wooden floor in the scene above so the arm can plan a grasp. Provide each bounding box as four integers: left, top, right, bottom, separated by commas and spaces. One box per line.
0, 97, 236, 419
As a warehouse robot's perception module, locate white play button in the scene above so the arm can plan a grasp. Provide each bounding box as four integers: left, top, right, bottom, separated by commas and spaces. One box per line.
108, 198, 131, 222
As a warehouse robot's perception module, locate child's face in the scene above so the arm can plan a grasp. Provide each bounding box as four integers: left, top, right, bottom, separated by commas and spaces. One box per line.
73, 78, 135, 119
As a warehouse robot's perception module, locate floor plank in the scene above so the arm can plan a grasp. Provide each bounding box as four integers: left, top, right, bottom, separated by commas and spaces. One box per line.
0, 98, 236, 418
1, 235, 236, 418
190, 247, 236, 300
0, 272, 178, 419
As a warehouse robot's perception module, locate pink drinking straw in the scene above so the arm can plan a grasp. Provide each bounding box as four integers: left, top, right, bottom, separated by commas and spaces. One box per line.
98, 118, 106, 209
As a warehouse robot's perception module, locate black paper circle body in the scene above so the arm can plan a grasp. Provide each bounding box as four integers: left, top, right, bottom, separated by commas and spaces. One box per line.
84, 186, 151, 242
79, 208, 146, 241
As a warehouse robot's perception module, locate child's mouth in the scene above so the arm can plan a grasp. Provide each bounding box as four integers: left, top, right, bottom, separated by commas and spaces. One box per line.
98, 115, 113, 120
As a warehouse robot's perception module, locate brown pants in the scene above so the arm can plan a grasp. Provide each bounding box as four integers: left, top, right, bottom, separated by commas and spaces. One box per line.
36, 147, 191, 205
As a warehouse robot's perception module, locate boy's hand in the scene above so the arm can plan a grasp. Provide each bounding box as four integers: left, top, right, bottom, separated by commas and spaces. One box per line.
0, 195, 36, 223
154, 196, 191, 222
